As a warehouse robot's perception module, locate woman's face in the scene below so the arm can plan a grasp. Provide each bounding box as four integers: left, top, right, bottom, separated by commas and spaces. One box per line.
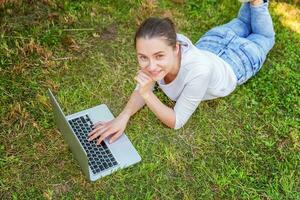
136, 37, 179, 81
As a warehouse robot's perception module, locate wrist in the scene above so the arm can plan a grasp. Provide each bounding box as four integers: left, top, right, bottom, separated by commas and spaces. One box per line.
120, 109, 131, 120
141, 91, 152, 99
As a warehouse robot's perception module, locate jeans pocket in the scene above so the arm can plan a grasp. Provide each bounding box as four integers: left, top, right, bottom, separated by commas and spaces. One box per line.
196, 32, 228, 56
197, 27, 229, 45
239, 42, 262, 74
196, 35, 224, 45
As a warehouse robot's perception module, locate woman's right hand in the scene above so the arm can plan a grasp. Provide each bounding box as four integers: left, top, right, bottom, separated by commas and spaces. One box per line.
135, 70, 155, 98
88, 112, 130, 144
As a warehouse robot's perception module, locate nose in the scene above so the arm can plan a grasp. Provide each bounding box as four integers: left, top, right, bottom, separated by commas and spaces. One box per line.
146, 60, 156, 71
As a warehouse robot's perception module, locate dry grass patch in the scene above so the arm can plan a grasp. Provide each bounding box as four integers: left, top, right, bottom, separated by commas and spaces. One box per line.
133, 0, 159, 25
274, 2, 300, 34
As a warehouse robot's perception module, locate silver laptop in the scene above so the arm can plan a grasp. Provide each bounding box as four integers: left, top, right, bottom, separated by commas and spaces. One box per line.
48, 89, 141, 181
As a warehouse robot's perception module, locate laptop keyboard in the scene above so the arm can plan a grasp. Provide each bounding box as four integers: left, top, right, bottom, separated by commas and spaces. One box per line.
68, 115, 118, 174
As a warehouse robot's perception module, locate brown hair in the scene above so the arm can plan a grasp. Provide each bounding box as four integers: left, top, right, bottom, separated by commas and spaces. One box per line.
134, 17, 177, 48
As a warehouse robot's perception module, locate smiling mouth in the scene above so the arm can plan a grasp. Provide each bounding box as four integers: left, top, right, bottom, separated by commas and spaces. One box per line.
151, 70, 162, 76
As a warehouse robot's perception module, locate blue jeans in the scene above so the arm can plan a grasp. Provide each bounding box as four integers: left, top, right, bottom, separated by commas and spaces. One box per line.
195, 2, 275, 84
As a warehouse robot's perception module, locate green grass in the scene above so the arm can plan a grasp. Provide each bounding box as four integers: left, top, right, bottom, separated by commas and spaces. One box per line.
1, 0, 299, 199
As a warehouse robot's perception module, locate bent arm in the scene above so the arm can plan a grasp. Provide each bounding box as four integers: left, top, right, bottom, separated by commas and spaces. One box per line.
119, 90, 146, 120
142, 92, 176, 129
141, 68, 211, 130
88, 90, 146, 144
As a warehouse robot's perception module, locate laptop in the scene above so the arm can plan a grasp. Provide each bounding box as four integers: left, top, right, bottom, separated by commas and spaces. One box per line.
48, 89, 141, 181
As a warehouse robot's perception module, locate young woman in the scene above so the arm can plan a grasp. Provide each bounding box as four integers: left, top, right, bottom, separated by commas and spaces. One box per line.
88, 0, 275, 144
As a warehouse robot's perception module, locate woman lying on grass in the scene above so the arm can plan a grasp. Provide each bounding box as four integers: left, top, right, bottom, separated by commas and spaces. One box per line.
88, 0, 275, 144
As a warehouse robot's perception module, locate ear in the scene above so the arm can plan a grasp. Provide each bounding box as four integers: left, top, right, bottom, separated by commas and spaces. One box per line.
175, 42, 180, 55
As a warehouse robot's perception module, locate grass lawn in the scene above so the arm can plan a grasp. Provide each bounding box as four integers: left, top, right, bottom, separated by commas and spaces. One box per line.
0, 0, 299, 199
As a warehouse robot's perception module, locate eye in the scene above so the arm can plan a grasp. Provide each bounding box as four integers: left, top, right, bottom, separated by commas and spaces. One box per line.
156, 54, 164, 60
139, 55, 148, 61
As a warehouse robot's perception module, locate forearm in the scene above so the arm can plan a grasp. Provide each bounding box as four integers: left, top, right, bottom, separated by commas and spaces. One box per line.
120, 90, 146, 119
143, 92, 176, 128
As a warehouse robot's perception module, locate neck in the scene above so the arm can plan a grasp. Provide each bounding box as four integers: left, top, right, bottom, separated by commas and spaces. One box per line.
164, 47, 181, 84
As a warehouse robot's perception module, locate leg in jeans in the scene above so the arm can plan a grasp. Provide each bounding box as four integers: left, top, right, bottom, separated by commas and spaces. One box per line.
247, 2, 275, 55
220, 3, 252, 37
234, 1, 275, 82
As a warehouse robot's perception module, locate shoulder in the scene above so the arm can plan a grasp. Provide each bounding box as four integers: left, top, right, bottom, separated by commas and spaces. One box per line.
177, 33, 208, 64
176, 33, 213, 79
176, 33, 193, 54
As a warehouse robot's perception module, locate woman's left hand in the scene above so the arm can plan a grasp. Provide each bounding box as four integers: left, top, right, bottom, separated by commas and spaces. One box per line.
134, 70, 155, 98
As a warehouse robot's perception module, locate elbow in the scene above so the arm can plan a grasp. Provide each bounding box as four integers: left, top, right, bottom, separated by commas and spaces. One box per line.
165, 124, 180, 130
166, 124, 176, 129
165, 113, 176, 129
173, 119, 183, 130
173, 116, 186, 130
166, 119, 176, 129
173, 123, 183, 130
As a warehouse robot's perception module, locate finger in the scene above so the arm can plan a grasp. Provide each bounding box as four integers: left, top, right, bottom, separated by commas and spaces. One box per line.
93, 121, 105, 128
109, 130, 123, 144
136, 69, 143, 75
138, 71, 151, 81
134, 76, 145, 86
135, 74, 149, 84
97, 131, 115, 145
88, 125, 103, 137
138, 69, 152, 78
138, 71, 155, 83
88, 126, 108, 140
140, 69, 152, 77
88, 126, 109, 141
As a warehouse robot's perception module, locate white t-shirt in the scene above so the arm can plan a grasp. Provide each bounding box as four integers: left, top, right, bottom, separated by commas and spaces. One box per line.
136, 34, 237, 129
160, 34, 237, 129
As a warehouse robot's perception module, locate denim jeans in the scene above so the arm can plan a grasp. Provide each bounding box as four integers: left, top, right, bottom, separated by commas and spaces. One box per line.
195, 2, 275, 84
